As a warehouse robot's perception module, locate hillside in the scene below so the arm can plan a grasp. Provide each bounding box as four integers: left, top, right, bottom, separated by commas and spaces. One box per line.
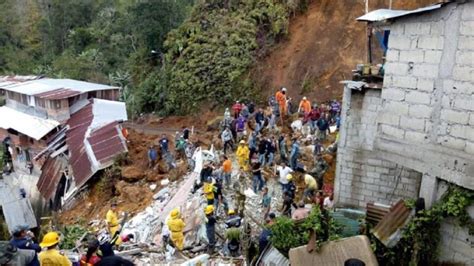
253, 0, 437, 102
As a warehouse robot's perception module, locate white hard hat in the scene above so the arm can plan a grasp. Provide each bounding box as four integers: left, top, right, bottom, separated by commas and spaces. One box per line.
98, 232, 111, 245
303, 96, 307, 100
282, 87, 287, 92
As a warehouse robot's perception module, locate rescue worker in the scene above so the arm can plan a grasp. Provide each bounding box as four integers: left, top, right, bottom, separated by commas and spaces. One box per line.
289, 138, 300, 170
39, 232, 72, 266
275, 87, 288, 120
105, 203, 121, 244
205, 205, 217, 252
236, 140, 250, 171
203, 182, 215, 205
9, 225, 40, 266
298, 96, 311, 114
167, 209, 186, 250
0, 241, 37, 266
224, 210, 242, 257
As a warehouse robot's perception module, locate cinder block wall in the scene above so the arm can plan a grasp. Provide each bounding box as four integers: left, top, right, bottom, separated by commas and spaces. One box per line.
335, 87, 422, 208
378, 2, 474, 189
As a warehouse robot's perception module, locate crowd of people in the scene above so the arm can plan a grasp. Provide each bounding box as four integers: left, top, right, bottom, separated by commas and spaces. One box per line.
2, 87, 342, 264
163, 87, 341, 258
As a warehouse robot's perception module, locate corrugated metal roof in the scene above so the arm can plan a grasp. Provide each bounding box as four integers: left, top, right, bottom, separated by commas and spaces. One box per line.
0, 106, 59, 140
66, 99, 127, 188
34, 88, 81, 100
0, 75, 42, 88
372, 200, 413, 247
289, 236, 378, 266
0, 78, 118, 96
356, 3, 444, 22
36, 157, 65, 201
0, 179, 38, 233
88, 122, 127, 165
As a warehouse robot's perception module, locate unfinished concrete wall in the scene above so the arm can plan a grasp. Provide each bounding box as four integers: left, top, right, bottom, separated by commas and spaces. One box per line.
378, 2, 474, 190
335, 86, 422, 208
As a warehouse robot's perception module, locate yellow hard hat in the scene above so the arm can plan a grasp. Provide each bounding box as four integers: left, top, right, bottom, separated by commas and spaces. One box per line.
228, 209, 235, 215
205, 205, 214, 215
40, 231, 60, 248
170, 208, 180, 219
286, 174, 293, 181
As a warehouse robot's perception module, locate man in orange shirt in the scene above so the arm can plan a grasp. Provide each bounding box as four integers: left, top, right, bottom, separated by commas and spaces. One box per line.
275, 87, 288, 119
222, 155, 232, 187
298, 96, 311, 114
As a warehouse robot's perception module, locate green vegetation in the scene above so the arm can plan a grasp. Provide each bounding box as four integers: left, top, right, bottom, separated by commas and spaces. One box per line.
60, 225, 88, 249
0, 0, 309, 116
270, 207, 341, 256
371, 185, 474, 265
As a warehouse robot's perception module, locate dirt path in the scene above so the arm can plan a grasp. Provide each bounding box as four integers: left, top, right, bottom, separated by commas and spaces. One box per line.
253, 0, 436, 102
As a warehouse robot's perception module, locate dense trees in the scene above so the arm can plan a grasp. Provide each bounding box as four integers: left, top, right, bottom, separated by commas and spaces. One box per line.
0, 0, 308, 115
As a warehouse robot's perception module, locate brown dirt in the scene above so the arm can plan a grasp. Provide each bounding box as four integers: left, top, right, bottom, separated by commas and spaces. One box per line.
253, 0, 437, 102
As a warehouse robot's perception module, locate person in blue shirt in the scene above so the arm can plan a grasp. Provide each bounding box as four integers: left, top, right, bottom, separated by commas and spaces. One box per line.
147, 146, 158, 168
9, 225, 40, 266
254, 108, 265, 133
316, 114, 330, 141
290, 138, 300, 170
159, 134, 169, 154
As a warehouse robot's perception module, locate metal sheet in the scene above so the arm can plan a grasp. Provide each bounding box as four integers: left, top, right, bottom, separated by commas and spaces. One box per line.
1, 78, 118, 96
36, 157, 64, 201
371, 200, 413, 247
261, 246, 290, 266
356, 3, 444, 22
0, 106, 59, 140
34, 88, 81, 100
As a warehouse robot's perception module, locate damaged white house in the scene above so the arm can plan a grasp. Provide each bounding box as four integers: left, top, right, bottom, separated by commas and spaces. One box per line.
336, 1, 473, 264
0, 76, 128, 212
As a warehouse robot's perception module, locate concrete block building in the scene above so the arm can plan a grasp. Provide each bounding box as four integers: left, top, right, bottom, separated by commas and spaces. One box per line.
335, 1, 473, 264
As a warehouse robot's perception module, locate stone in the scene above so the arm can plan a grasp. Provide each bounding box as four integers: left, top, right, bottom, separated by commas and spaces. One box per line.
392, 76, 417, 89
388, 35, 412, 50
417, 36, 444, 50
380, 125, 405, 139
122, 166, 145, 182
382, 88, 405, 101
406, 91, 431, 105
400, 116, 425, 131
409, 104, 432, 119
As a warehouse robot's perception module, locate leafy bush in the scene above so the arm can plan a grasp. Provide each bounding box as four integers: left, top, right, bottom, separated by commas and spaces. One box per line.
133, 0, 304, 115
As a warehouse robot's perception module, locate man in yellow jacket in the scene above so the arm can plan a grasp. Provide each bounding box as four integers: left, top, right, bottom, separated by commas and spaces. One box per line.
167, 209, 186, 250
106, 203, 122, 245
236, 140, 250, 171
39, 231, 72, 266
203, 182, 215, 205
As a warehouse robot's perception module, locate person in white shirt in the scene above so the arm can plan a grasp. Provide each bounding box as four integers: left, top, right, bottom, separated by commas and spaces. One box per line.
323, 193, 335, 210
275, 162, 293, 193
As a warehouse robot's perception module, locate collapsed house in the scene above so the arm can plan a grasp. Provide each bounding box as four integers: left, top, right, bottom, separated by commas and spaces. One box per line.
335, 1, 473, 264
0, 76, 127, 223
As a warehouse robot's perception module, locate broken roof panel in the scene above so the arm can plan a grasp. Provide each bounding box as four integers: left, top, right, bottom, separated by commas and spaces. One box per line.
289, 235, 378, 266
372, 199, 413, 247
0, 78, 118, 97
66, 99, 127, 188
0, 106, 59, 140
356, 3, 444, 22
37, 157, 65, 201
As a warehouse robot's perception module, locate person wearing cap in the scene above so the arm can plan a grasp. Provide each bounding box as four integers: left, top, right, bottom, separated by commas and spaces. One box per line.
9, 225, 40, 266
106, 203, 121, 243
203, 182, 215, 205
236, 140, 250, 171
224, 209, 241, 257
167, 209, 186, 250
275, 87, 288, 120
39, 232, 72, 266
204, 205, 216, 252
298, 97, 311, 114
